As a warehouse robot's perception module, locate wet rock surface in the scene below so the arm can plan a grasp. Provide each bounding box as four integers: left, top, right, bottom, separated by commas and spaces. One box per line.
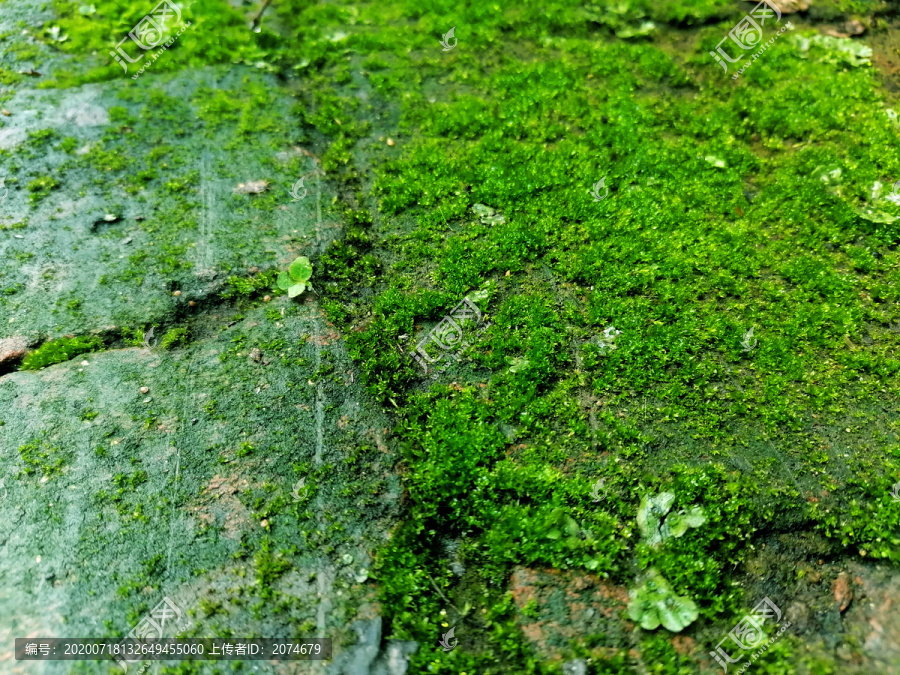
0, 299, 404, 673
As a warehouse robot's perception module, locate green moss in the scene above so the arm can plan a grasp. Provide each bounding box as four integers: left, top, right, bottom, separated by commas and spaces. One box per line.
252, 537, 292, 603
48, 0, 283, 86
221, 270, 280, 301
58, 136, 78, 153
120, 326, 150, 347
18, 438, 67, 478
26, 128, 58, 146
20, 335, 103, 370
160, 326, 190, 350
19, 0, 900, 670
0, 67, 22, 85
26, 175, 60, 202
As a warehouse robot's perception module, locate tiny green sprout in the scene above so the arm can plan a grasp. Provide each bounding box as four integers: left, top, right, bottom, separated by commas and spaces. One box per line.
277, 256, 313, 298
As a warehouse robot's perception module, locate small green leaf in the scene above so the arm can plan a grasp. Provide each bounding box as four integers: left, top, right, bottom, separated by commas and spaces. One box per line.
680, 506, 707, 529
289, 256, 313, 282
627, 569, 698, 633
288, 283, 306, 298
276, 271, 292, 291
668, 515, 689, 539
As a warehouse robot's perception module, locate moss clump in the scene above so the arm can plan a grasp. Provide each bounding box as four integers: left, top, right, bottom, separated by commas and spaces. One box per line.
222, 270, 279, 301
20, 335, 103, 370
18, 438, 67, 478
0, 67, 22, 86
160, 326, 190, 350
26, 175, 60, 202
25, 128, 58, 146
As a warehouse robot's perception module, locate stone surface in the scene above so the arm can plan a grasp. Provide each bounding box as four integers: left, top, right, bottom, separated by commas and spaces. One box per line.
0, 300, 402, 673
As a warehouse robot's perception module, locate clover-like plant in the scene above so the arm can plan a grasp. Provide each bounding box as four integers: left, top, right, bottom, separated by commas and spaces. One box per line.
627, 568, 698, 632
277, 256, 313, 298
636, 492, 706, 548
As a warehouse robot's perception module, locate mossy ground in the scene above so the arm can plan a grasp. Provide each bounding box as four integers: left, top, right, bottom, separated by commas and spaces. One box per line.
2, 0, 900, 673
